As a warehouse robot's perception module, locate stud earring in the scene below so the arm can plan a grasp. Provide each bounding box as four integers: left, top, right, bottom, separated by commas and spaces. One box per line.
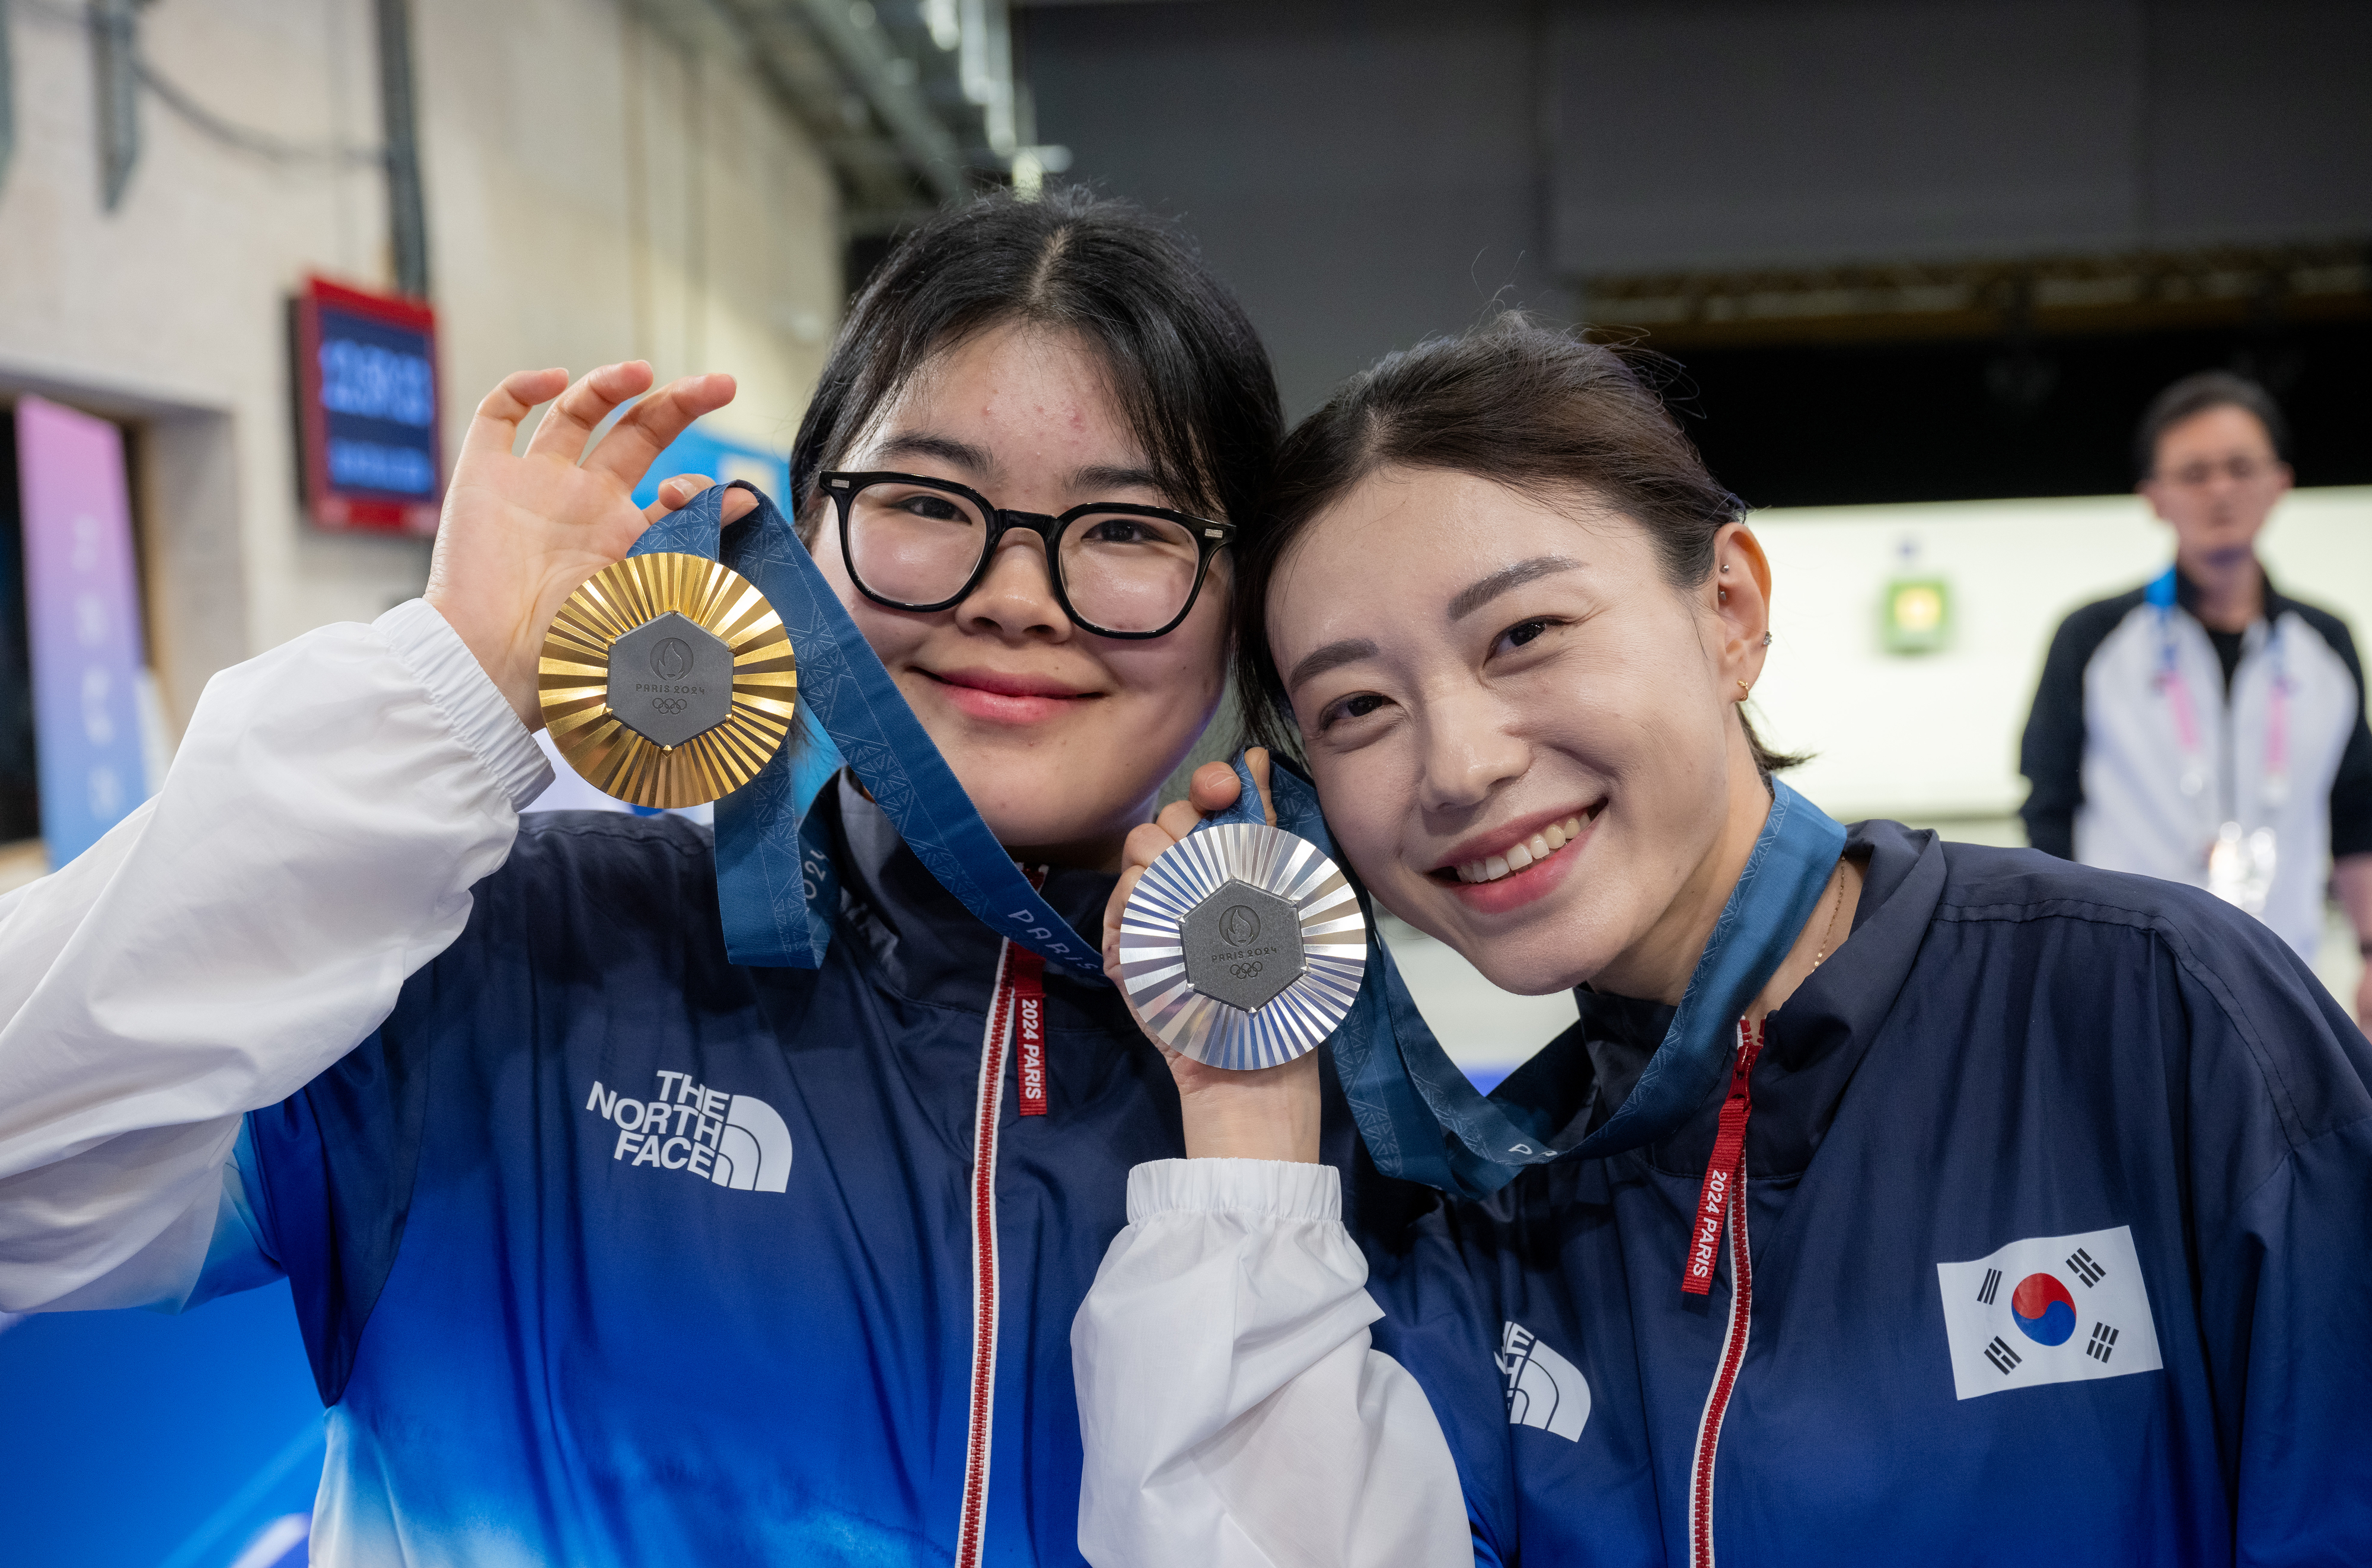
1737, 679, 1751, 691
1720, 563, 1731, 573
1761, 633, 1772, 646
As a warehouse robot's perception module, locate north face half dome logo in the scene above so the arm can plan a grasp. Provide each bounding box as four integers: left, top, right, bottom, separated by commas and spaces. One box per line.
585, 1071, 793, 1193
1499, 1320, 1590, 1441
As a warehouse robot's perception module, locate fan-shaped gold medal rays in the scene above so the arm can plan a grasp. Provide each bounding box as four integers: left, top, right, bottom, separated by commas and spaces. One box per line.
538, 553, 798, 809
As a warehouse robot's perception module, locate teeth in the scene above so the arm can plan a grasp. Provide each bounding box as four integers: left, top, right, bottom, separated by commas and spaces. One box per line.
1452, 812, 1595, 885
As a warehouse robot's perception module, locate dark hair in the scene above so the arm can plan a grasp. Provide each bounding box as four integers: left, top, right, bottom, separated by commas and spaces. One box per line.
1235, 313, 1804, 777
2134, 370, 2291, 481
788, 189, 1281, 543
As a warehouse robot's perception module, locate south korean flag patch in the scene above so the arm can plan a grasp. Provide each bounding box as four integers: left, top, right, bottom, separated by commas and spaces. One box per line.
1936, 1225, 2163, 1401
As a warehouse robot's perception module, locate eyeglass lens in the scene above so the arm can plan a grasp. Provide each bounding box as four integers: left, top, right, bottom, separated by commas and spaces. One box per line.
2167, 455, 2267, 488
843, 480, 1206, 635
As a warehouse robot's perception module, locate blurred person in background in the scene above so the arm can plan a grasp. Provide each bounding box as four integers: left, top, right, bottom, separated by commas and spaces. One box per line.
2020, 371, 2372, 1030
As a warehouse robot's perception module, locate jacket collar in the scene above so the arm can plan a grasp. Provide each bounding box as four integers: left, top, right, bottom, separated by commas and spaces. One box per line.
811, 772, 1126, 1021
1567, 818, 1949, 1179
2170, 559, 2300, 634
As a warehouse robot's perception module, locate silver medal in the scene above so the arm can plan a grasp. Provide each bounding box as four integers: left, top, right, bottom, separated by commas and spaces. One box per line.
1116, 821, 1368, 1071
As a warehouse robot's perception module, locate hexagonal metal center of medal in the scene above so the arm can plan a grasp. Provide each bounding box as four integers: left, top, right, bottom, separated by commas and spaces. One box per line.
1179, 878, 1305, 1013
607, 611, 734, 748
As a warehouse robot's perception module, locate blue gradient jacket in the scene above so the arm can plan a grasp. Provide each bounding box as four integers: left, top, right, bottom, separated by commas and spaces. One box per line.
1330, 823, 2372, 1567
225, 779, 1175, 1566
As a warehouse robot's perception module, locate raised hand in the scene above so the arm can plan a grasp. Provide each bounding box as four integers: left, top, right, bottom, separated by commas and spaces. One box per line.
1102, 749, 1325, 1163
422, 362, 756, 729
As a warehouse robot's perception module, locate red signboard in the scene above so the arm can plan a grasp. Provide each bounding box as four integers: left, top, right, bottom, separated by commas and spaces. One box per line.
293, 276, 443, 535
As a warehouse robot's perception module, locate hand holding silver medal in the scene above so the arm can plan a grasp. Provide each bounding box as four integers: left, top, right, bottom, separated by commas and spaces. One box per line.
1115, 801, 1369, 1072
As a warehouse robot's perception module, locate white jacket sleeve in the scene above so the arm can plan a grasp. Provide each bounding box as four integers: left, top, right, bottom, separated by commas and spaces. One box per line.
1073, 1158, 1470, 1568
0, 599, 550, 1314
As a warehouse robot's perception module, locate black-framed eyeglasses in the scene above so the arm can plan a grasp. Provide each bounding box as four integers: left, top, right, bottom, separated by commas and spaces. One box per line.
819, 470, 1235, 640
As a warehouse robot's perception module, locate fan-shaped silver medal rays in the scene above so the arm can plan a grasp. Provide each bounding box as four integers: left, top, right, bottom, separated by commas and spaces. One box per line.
1116, 821, 1369, 1071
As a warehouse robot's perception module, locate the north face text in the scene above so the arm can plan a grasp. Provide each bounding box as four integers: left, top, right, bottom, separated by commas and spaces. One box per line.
584, 1070, 795, 1192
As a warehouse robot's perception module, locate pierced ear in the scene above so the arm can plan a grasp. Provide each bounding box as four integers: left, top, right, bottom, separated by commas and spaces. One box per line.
1709, 522, 1773, 682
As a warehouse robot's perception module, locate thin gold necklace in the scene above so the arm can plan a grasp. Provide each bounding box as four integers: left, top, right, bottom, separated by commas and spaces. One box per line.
1809, 868, 1848, 969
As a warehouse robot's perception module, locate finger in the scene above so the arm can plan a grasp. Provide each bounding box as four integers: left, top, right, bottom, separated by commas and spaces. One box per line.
583, 372, 739, 490
1246, 747, 1279, 828
1153, 800, 1204, 844
523, 361, 658, 462
1123, 820, 1180, 874
460, 368, 569, 467
720, 486, 760, 525
1104, 862, 1147, 946
1186, 761, 1244, 815
643, 474, 717, 525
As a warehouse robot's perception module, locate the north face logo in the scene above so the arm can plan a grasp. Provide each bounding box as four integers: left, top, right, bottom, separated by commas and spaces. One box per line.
1499, 1320, 1590, 1441
585, 1070, 793, 1192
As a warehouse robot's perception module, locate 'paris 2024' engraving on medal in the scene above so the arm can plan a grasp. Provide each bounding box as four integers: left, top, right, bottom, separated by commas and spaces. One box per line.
1179, 879, 1305, 1012
608, 611, 735, 748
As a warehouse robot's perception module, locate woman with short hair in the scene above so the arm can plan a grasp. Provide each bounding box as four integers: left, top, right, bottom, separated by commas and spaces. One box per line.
0, 190, 1279, 1567
1079, 315, 2372, 1566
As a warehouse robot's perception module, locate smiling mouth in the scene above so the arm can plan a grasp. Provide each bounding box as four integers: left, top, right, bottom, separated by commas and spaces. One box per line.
1436, 801, 1605, 886
921, 668, 1096, 700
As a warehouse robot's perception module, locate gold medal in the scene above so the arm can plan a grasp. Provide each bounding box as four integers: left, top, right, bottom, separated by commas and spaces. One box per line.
538, 552, 798, 809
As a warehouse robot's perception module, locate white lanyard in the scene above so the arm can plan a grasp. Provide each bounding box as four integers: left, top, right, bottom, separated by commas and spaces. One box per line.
2147, 566, 2289, 911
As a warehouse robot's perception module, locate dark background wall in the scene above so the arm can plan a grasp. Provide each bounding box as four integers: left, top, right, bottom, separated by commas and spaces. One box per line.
1017, 0, 2371, 504
1547, 0, 2372, 272
1020, 0, 1566, 419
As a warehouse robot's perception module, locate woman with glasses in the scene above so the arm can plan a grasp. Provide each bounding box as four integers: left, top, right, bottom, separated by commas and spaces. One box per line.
1075, 317, 2372, 1566
0, 191, 1276, 1566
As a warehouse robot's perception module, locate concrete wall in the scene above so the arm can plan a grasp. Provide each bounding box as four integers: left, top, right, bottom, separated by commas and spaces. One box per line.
0, 0, 839, 736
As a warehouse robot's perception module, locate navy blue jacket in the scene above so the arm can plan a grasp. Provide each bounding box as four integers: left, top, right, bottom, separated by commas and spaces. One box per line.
1331, 822, 2372, 1567
240, 779, 1178, 1565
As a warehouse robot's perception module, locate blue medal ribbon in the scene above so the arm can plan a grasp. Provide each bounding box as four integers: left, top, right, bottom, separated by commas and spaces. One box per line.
627, 482, 1107, 979
1197, 752, 1845, 1201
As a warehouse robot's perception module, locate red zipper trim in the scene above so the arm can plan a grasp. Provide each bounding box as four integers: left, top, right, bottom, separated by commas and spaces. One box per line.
1013, 949, 1048, 1116
1683, 1018, 1763, 1296
955, 938, 1016, 1568
955, 869, 1046, 1568
1685, 1018, 1763, 1568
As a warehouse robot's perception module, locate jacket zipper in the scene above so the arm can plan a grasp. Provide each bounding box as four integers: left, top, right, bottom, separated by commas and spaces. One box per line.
955, 868, 1047, 1568
1685, 1018, 1765, 1568
955, 938, 1018, 1568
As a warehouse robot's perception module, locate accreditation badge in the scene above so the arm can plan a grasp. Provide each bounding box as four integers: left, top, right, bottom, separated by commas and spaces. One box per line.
537, 553, 799, 808
1115, 821, 1368, 1071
